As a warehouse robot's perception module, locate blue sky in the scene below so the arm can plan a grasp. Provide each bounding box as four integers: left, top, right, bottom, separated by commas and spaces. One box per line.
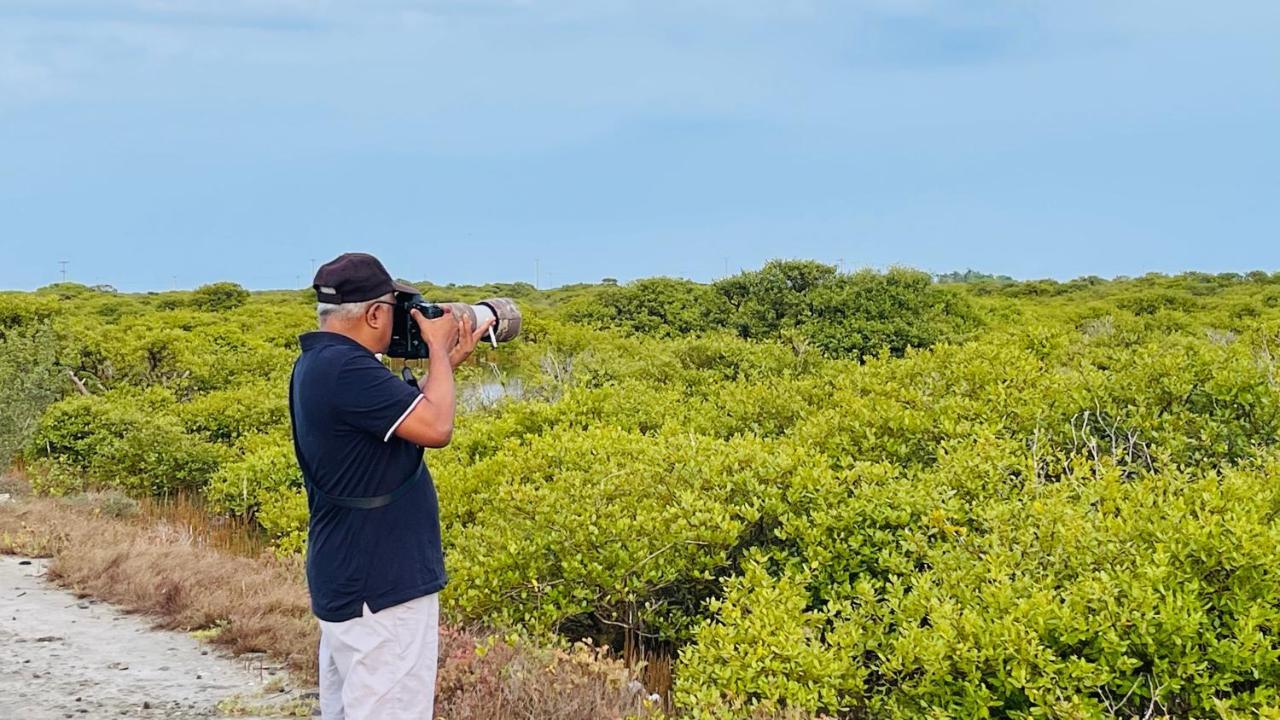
1, 1, 1277, 291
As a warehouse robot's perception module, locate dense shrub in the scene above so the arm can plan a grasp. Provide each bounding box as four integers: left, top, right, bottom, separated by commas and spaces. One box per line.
795, 268, 977, 358
0, 293, 60, 328
564, 262, 976, 360
567, 278, 729, 338
436, 426, 827, 645
178, 382, 289, 443
204, 432, 299, 516
204, 432, 307, 552
27, 390, 227, 495
678, 454, 1280, 718
675, 561, 859, 716
714, 260, 840, 340
0, 320, 64, 465
714, 261, 978, 359
191, 281, 250, 311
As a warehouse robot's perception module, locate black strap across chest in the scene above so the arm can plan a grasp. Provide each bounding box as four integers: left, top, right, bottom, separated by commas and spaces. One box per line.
288, 365, 423, 510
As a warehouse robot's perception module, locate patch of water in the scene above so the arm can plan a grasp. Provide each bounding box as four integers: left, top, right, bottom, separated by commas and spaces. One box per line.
459, 378, 525, 411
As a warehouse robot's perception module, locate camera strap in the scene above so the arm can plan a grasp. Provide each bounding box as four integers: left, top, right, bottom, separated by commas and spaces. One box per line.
288, 365, 426, 511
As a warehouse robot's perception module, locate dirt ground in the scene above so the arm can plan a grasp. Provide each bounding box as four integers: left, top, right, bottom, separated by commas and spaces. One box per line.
0, 555, 306, 719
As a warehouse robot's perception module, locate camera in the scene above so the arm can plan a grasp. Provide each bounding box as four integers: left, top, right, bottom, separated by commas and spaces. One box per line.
387, 290, 522, 359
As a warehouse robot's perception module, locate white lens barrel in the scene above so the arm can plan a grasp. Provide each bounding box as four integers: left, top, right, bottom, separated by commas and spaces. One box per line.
471, 303, 496, 328
438, 298, 521, 343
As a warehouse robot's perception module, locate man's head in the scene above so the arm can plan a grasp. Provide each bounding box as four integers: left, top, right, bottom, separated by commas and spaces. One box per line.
313, 253, 417, 353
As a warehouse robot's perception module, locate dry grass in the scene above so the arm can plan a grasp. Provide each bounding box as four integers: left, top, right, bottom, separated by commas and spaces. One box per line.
437, 629, 660, 719
136, 489, 271, 557
0, 475, 660, 719
0, 487, 319, 676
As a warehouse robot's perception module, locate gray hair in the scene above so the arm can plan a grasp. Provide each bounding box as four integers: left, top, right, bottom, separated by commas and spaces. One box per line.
317, 292, 393, 326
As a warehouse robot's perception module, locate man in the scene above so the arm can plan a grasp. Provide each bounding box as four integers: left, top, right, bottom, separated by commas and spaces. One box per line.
289, 252, 493, 719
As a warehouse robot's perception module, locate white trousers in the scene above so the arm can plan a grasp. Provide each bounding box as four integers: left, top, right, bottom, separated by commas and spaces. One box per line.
317, 593, 440, 720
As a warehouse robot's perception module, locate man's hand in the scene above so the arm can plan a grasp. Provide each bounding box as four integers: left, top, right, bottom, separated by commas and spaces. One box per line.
399, 307, 461, 449
449, 312, 497, 370
410, 307, 459, 355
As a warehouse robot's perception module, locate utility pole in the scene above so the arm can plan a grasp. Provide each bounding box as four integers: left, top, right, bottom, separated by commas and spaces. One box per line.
310, 258, 317, 277
837, 258, 845, 274
535, 259, 541, 290
171, 275, 177, 290
58, 260, 68, 283
723, 257, 729, 277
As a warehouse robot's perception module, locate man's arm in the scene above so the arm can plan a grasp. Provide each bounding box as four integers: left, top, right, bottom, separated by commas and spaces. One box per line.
393, 309, 459, 448
394, 350, 454, 448
394, 309, 495, 448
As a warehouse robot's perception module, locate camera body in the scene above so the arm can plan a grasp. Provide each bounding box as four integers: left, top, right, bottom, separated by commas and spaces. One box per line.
388, 292, 446, 359
386, 290, 522, 359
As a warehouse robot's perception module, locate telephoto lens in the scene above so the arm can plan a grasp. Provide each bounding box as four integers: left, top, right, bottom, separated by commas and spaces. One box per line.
387, 293, 522, 359
439, 298, 522, 346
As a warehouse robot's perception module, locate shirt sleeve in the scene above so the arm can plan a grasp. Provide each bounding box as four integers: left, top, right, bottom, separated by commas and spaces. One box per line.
334, 354, 425, 442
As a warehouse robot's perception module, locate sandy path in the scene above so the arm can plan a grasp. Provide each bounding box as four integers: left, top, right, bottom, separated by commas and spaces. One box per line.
0, 555, 298, 719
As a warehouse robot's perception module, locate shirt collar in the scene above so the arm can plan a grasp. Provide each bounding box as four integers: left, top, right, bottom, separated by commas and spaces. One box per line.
299, 331, 372, 354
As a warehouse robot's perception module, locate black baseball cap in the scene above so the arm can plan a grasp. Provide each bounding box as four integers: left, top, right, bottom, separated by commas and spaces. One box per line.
312, 253, 419, 304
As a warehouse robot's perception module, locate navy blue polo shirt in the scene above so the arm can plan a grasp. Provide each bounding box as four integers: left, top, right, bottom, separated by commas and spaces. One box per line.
290, 331, 447, 622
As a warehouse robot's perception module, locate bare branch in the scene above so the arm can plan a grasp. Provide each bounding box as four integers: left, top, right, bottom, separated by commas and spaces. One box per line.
66, 369, 90, 396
